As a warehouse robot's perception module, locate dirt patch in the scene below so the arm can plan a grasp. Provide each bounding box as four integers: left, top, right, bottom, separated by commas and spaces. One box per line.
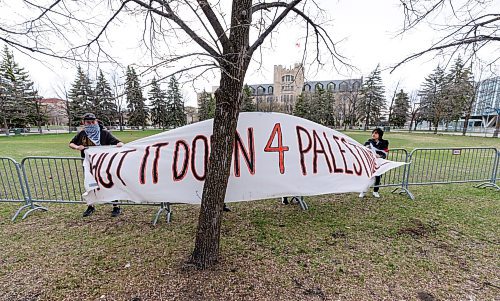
397, 219, 438, 238
417, 291, 436, 301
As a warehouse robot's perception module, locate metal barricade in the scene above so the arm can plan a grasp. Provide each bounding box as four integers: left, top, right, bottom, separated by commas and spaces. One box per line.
376, 148, 413, 199
476, 149, 499, 190
378, 148, 408, 187
0, 157, 31, 220
406, 147, 500, 192
20, 156, 173, 224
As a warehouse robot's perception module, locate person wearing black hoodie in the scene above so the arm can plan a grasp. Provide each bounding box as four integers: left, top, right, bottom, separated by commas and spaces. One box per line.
360, 128, 389, 198
69, 113, 124, 217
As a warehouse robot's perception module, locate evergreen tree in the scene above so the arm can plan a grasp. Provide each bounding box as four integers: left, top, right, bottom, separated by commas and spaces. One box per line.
445, 57, 474, 132
0, 46, 40, 129
358, 65, 386, 130
68, 66, 93, 127
125, 66, 148, 129
419, 66, 447, 133
149, 77, 168, 129
93, 69, 118, 126
198, 90, 215, 121
0, 47, 16, 132
240, 85, 256, 112
293, 93, 309, 119
391, 89, 410, 127
166, 76, 186, 128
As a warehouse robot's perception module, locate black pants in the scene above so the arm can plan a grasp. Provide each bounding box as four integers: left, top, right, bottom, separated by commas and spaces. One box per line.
374, 176, 381, 192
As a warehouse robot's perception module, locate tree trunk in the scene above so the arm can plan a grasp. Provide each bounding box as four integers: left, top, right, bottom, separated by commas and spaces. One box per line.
1, 114, 9, 137
35, 99, 42, 134
462, 113, 470, 136
191, 0, 252, 269
364, 111, 370, 131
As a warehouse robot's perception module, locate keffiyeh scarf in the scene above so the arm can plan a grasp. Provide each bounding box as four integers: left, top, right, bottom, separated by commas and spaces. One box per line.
84, 124, 101, 146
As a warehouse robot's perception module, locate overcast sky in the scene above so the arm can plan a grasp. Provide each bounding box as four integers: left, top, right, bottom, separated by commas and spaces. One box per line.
1, 0, 498, 107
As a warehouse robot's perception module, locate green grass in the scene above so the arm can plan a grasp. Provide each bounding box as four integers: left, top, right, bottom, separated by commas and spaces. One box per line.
0, 185, 498, 300
0, 129, 499, 300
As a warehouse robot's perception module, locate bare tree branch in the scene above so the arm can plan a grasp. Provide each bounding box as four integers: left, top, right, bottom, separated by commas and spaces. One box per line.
394, 0, 499, 72
129, 0, 221, 59
196, 0, 230, 50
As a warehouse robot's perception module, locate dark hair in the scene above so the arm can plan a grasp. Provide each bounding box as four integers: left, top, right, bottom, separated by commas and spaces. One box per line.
372, 128, 384, 138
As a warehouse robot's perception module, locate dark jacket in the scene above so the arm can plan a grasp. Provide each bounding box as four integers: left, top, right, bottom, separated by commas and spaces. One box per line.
70, 128, 121, 158
364, 138, 389, 159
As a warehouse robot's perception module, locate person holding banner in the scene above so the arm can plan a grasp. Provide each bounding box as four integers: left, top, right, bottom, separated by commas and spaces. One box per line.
69, 113, 124, 217
360, 128, 389, 198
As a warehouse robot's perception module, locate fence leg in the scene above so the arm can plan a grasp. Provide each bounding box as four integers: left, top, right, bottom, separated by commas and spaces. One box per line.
474, 182, 500, 191
152, 202, 172, 225
391, 187, 415, 200
11, 204, 32, 221
21, 203, 48, 220
290, 196, 308, 211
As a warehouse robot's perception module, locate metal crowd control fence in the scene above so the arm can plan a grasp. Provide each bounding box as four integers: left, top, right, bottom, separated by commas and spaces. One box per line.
2, 147, 498, 222
0, 157, 31, 220
376, 148, 412, 198
286, 148, 411, 207
405, 147, 500, 196
378, 148, 408, 187
19, 156, 173, 224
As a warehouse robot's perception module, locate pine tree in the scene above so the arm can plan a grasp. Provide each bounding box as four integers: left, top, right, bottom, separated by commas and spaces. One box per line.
125, 66, 148, 129
358, 65, 386, 130
445, 57, 474, 132
419, 66, 447, 133
0, 46, 40, 129
149, 77, 168, 129
320, 89, 336, 126
293, 93, 309, 119
0, 47, 16, 133
198, 91, 215, 121
93, 70, 118, 126
391, 89, 410, 127
166, 76, 185, 128
68, 66, 93, 127
240, 85, 256, 112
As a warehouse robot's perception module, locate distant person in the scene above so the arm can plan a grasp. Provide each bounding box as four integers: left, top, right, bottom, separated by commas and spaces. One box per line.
359, 128, 389, 198
69, 113, 124, 217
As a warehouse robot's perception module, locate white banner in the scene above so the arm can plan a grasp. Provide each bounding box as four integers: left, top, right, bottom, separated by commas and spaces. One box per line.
83, 112, 405, 204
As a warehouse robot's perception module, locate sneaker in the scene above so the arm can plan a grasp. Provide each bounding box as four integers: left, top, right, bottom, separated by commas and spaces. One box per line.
83, 205, 95, 217
359, 192, 365, 198
223, 204, 231, 212
282, 197, 289, 205
111, 206, 122, 217
373, 192, 380, 198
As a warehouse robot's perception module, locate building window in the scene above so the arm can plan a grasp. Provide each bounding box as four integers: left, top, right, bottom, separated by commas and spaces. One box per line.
339, 81, 348, 92
268, 86, 274, 94
282, 74, 295, 83
352, 81, 360, 91
303, 84, 311, 92
316, 83, 323, 90
327, 82, 335, 91
257, 86, 265, 95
